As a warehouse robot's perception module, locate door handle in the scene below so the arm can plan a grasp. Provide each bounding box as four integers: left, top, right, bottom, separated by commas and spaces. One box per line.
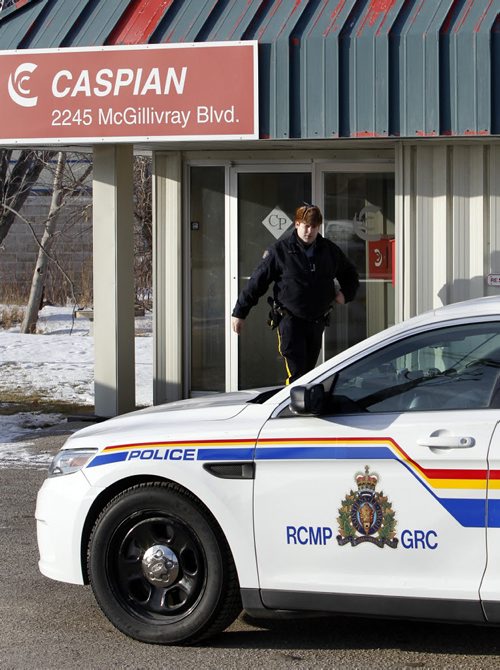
417, 436, 475, 449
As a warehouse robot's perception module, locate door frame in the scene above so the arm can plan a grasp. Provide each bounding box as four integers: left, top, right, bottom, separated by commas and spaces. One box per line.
185, 158, 395, 395
184, 159, 230, 397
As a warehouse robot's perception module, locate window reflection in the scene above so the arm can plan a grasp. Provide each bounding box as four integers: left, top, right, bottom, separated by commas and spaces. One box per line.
328, 323, 500, 413
190, 167, 225, 393
323, 172, 395, 359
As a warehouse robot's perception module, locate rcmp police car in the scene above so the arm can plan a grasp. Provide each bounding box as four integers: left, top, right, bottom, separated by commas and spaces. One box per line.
36, 296, 500, 645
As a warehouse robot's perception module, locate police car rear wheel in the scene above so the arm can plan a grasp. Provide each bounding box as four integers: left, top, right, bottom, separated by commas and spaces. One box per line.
87, 482, 241, 645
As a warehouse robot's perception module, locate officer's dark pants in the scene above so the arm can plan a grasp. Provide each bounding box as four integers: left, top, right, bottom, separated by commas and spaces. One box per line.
277, 314, 325, 384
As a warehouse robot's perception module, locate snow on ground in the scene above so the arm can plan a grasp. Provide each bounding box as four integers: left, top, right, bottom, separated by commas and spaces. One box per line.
0, 305, 153, 463
0, 413, 64, 469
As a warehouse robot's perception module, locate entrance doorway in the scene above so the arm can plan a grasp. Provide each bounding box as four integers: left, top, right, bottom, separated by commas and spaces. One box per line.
188, 162, 395, 394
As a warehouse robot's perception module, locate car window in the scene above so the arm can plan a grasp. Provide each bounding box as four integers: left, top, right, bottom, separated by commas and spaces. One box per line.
327, 322, 500, 413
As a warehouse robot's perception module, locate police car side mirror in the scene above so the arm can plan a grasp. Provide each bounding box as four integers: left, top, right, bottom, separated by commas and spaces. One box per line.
290, 384, 325, 416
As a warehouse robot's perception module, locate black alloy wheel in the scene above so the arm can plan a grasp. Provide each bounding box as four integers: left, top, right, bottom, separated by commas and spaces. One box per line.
88, 482, 241, 644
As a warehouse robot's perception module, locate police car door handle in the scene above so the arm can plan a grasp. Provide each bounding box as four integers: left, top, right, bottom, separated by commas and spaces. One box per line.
417, 436, 475, 449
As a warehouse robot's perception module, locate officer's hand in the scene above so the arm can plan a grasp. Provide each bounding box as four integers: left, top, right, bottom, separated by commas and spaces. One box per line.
335, 290, 346, 305
232, 317, 244, 334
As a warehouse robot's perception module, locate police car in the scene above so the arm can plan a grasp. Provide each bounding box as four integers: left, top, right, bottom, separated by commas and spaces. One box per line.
36, 296, 500, 645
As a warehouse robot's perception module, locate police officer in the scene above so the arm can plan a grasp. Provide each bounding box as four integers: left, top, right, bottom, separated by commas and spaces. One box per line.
231, 204, 359, 384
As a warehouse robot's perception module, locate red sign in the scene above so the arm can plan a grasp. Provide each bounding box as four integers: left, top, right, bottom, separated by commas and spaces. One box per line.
0, 42, 258, 143
368, 238, 393, 280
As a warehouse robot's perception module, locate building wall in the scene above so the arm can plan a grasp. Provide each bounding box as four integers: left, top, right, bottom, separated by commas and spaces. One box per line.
0, 194, 93, 304
397, 141, 500, 321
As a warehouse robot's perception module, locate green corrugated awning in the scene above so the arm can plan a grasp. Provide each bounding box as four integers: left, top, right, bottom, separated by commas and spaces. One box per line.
0, 0, 498, 139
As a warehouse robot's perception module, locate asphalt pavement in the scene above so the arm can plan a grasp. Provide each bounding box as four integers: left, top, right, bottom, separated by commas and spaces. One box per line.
2, 419, 500, 669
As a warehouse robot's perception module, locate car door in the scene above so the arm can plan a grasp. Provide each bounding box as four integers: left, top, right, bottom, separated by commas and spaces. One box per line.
253, 319, 500, 618
479, 422, 500, 620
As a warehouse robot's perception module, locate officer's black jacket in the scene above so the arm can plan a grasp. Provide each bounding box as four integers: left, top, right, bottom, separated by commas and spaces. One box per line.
232, 230, 360, 321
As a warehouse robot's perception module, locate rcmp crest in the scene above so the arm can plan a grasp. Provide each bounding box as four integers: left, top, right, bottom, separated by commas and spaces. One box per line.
337, 466, 398, 548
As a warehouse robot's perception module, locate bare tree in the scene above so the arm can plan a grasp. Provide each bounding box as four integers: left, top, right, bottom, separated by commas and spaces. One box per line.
20, 151, 92, 333
133, 154, 152, 310
0, 149, 56, 245
9, 150, 150, 332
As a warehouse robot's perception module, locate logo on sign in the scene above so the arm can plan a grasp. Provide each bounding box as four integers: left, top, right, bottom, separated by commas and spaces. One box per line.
262, 206, 292, 239
8, 62, 38, 107
368, 238, 392, 279
337, 465, 398, 548
353, 204, 381, 241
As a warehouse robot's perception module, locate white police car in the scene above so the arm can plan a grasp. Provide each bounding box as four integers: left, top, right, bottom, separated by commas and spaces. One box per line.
36, 296, 500, 645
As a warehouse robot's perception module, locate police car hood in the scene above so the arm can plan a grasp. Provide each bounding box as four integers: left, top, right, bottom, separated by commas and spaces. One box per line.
69, 388, 279, 442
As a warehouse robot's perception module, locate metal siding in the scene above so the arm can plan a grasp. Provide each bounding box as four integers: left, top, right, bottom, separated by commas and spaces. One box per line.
430, 146, 448, 306
401, 143, 495, 317
470, 1, 497, 135
146, 0, 266, 41
393, 0, 454, 137
343, 0, 407, 138
149, 0, 226, 43
489, 145, 500, 295
106, 0, 174, 45
0, 0, 498, 138
0, 0, 50, 48
450, 145, 486, 300
414, 145, 436, 312
200, 0, 265, 40
464, 0, 497, 135
242, 1, 312, 139
444, 0, 498, 136
292, 1, 358, 140
16, 0, 99, 48
59, 0, 132, 47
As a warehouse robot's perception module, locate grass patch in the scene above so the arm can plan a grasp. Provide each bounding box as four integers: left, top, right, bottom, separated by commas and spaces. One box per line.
0, 392, 149, 417
0, 305, 25, 329
0, 390, 95, 416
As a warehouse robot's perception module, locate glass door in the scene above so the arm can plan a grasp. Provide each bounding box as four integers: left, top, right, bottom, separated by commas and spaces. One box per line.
230, 168, 311, 389
189, 166, 226, 393
318, 167, 395, 360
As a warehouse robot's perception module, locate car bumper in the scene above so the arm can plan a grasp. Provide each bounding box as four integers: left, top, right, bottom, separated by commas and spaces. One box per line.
36, 471, 99, 585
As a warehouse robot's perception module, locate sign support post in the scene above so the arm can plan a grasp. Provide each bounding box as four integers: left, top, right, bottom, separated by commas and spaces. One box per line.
93, 144, 135, 417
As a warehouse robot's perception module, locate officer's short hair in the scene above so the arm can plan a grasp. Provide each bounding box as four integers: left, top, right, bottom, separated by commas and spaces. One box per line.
295, 204, 322, 227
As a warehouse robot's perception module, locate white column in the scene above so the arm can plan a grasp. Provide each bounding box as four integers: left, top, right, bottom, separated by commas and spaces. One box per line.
399, 141, 492, 319
153, 151, 183, 405
398, 142, 417, 321
450, 145, 485, 302
92, 144, 135, 417
489, 145, 500, 295
414, 144, 448, 311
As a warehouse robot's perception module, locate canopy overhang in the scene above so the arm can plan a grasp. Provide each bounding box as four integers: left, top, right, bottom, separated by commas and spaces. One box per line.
0, 0, 497, 142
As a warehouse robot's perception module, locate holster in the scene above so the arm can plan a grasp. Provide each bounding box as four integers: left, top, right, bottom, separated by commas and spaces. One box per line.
267, 296, 283, 330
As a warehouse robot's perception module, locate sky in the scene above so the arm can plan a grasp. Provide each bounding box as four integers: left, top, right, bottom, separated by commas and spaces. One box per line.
0, 305, 153, 466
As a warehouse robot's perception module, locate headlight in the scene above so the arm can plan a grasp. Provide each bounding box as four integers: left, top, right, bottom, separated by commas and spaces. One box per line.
48, 448, 98, 477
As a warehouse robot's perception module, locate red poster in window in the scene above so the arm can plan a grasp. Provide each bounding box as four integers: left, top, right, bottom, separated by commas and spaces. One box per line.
368, 238, 393, 280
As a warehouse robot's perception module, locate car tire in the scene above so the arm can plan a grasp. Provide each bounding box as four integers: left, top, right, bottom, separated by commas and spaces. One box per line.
87, 481, 241, 645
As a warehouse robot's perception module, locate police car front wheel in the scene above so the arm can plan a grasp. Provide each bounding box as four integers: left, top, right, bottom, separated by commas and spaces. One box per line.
87, 482, 242, 645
